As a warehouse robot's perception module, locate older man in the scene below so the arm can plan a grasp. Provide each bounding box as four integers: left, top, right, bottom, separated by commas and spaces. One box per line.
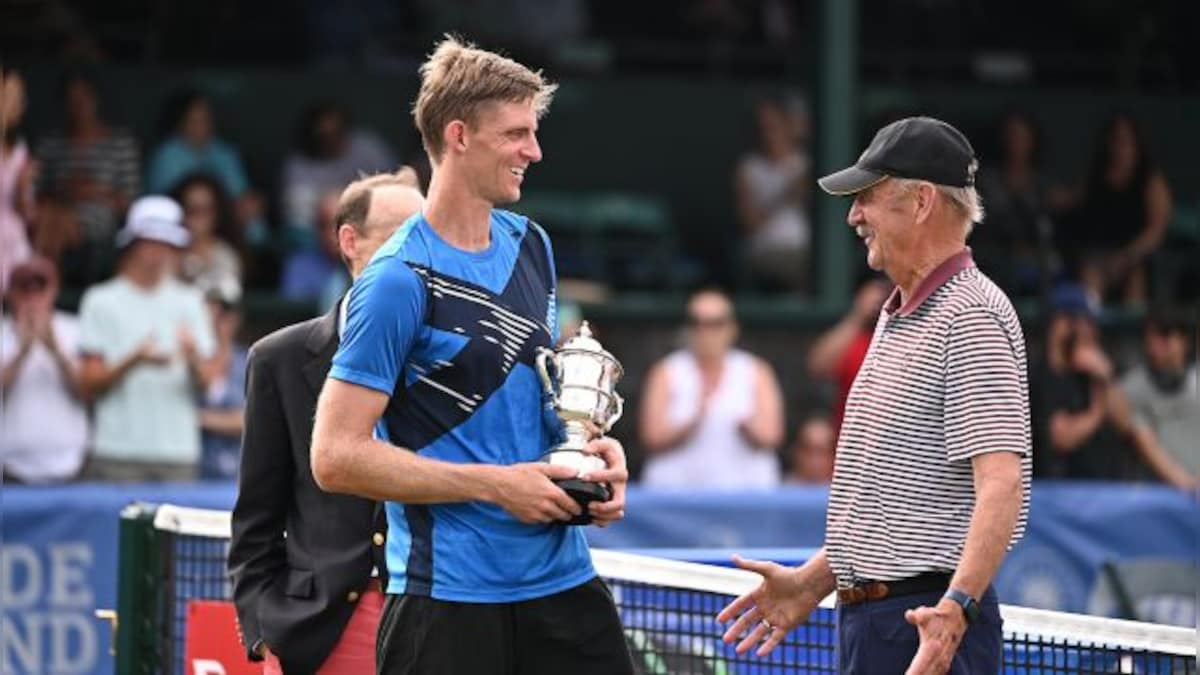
719, 117, 1031, 675
229, 169, 424, 674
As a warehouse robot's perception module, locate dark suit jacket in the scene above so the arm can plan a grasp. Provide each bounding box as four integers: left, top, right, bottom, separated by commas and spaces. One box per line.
228, 306, 387, 674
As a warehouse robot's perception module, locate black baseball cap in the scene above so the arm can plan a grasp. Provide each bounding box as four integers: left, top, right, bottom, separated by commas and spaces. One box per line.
818, 116, 978, 196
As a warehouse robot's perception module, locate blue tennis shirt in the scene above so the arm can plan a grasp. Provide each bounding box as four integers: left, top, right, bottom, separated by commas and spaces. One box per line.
330, 210, 595, 602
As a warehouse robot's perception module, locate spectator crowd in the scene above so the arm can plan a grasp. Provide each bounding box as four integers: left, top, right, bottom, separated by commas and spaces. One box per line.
0, 65, 1195, 492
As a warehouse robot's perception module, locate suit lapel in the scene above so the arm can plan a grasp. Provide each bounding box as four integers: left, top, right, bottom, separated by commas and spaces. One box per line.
302, 306, 339, 399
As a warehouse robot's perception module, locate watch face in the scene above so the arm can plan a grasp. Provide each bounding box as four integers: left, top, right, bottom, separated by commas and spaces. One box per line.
963, 599, 981, 623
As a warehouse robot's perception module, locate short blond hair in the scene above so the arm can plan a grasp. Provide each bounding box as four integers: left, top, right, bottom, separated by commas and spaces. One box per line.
335, 167, 421, 233
413, 35, 557, 162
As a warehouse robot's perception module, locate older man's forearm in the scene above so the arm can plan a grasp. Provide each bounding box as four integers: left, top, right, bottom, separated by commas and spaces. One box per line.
949, 453, 1024, 599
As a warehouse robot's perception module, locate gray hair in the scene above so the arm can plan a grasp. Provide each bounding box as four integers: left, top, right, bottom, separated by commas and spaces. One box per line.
891, 178, 985, 235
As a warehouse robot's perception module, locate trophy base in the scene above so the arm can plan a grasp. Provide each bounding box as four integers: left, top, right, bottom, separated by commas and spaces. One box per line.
540, 449, 610, 526
556, 477, 612, 526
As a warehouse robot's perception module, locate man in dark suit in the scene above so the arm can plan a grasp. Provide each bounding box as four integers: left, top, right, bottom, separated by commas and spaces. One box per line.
228, 169, 424, 674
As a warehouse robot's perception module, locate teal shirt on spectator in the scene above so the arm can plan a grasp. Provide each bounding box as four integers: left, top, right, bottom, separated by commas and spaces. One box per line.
146, 136, 249, 196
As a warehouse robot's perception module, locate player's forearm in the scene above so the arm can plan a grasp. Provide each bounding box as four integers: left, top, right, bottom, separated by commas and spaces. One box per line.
949, 458, 1023, 599
313, 435, 501, 505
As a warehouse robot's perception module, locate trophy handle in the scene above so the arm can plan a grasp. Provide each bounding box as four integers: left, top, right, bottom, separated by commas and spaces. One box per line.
604, 392, 624, 432
535, 347, 560, 408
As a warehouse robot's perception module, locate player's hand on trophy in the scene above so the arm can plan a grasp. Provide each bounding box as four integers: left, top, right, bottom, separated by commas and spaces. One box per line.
494, 462, 583, 525
580, 437, 628, 527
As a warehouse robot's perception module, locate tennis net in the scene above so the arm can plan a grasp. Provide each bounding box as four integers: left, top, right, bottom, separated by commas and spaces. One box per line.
118, 503, 1197, 674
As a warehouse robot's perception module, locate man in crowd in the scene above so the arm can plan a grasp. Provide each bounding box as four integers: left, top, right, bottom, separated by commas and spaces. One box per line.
78, 195, 219, 481
1121, 308, 1198, 490
311, 37, 633, 674
229, 168, 425, 674
720, 117, 1031, 674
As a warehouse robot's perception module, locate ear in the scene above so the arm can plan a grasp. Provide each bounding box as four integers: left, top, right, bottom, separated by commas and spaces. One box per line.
444, 120, 468, 155
913, 182, 937, 224
337, 223, 357, 260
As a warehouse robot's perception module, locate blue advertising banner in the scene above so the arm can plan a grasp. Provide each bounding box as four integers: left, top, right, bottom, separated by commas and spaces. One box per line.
1, 481, 1195, 675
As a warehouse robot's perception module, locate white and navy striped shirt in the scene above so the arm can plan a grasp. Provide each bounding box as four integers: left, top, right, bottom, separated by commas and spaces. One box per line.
826, 249, 1032, 587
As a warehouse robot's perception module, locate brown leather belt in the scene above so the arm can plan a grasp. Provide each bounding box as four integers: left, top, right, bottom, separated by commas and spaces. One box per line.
836, 573, 952, 606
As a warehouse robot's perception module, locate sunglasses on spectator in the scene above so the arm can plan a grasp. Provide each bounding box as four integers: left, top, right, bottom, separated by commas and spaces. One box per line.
10, 276, 49, 293
686, 315, 733, 329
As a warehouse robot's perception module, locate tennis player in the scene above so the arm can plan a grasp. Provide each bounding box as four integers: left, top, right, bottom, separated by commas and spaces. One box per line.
718, 117, 1032, 674
310, 37, 633, 675
228, 169, 424, 674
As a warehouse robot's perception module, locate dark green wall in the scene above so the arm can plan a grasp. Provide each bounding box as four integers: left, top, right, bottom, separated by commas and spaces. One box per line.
18, 64, 1199, 287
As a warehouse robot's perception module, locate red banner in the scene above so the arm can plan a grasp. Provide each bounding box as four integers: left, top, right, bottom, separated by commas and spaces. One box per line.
183, 600, 262, 675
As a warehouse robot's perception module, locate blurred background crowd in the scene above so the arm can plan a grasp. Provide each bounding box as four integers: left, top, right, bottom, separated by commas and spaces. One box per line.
1, 0, 1196, 491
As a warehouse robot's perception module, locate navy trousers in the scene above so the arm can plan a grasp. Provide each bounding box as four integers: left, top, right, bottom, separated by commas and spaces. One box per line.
836, 586, 1002, 674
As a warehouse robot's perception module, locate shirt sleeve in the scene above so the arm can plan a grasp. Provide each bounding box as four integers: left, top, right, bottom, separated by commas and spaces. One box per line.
530, 222, 560, 343
330, 258, 425, 394
77, 289, 113, 359
1119, 370, 1153, 429
943, 305, 1031, 463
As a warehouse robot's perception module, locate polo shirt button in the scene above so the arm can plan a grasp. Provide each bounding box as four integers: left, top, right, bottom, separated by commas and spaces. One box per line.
347, 590, 360, 603
373, 532, 385, 546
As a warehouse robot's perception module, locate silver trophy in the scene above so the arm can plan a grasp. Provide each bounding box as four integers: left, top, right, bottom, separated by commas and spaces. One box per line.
535, 321, 624, 525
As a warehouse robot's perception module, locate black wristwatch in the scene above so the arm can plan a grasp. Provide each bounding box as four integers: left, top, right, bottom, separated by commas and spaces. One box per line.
943, 588, 980, 624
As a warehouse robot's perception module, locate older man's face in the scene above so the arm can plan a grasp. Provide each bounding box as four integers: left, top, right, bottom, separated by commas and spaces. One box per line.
846, 179, 918, 274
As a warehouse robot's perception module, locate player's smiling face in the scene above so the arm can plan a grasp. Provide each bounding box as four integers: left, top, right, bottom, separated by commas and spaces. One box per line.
464, 99, 542, 205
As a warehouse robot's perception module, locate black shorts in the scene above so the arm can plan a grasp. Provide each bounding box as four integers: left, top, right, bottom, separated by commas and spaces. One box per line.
376, 577, 633, 675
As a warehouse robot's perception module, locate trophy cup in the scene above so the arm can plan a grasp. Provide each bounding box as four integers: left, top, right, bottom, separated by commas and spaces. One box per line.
535, 321, 624, 525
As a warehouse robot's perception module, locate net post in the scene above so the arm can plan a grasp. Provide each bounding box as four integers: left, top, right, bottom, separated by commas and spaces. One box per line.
116, 502, 163, 675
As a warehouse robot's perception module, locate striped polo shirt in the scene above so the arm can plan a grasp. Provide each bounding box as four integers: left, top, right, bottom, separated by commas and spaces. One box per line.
826, 248, 1032, 587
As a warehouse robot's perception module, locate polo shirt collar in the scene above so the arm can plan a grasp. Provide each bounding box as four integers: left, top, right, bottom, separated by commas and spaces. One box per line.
883, 247, 976, 317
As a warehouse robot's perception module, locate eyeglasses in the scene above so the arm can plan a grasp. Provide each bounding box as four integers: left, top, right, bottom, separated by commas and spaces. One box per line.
686, 315, 733, 330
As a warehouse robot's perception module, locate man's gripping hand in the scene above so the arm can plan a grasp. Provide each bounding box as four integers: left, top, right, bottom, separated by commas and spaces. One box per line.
493, 463, 584, 524
580, 436, 629, 527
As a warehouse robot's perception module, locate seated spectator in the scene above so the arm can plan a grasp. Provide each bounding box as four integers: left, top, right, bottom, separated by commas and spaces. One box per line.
1031, 284, 1138, 480
1057, 113, 1172, 307
280, 101, 396, 243
975, 111, 1054, 297
78, 196, 221, 482
171, 173, 243, 294
146, 90, 266, 244
785, 416, 835, 484
639, 288, 784, 489
734, 97, 811, 293
197, 277, 248, 481
35, 72, 140, 286
1120, 308, 1198, 490
280, 190, 344, 310
806, 274, 889, 437
1, 257, 88, 484
2, 67, 36, 290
